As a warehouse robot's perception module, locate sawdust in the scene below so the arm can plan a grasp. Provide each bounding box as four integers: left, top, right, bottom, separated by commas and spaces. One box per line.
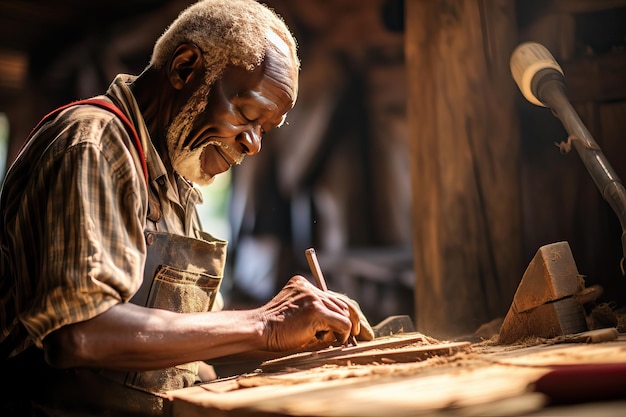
473, 317, 504, 340
584, 302, 626, 333
588, 302, 619, 329
470, 335, 549, 355
237, 350, 481, 388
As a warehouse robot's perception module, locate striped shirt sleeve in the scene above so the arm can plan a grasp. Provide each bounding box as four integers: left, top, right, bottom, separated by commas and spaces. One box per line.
1, 105, 147, 350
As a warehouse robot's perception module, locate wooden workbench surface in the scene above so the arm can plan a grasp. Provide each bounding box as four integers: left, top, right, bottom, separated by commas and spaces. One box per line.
165, 332, 626, 417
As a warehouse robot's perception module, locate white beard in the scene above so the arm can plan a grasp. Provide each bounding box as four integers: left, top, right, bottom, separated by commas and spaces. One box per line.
170, 144, 215, 186
166, 87, 215, 186
169, 135, 246, 187
166, 88, 246, 186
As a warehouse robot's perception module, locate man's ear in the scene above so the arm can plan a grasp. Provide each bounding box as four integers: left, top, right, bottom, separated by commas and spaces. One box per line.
168, 43, 203, 90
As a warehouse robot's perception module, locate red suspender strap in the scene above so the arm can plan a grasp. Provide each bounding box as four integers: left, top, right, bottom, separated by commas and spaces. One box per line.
25, 99, 149, 183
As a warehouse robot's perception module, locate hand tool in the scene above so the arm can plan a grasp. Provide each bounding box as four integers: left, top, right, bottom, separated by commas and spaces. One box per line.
511, 42, 626, 274
372, 315, 416, 338
305, 248, 358, 346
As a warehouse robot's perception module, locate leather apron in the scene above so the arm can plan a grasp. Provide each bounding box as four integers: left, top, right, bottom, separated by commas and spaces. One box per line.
87, 218, 227, 416
122, 226, 227, 394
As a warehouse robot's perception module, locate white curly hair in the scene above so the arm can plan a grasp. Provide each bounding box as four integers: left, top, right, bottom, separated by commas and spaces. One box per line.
151, 0, 299, 85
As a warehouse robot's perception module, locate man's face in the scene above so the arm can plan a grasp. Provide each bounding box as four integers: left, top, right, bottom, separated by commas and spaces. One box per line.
166, 36, 298, 186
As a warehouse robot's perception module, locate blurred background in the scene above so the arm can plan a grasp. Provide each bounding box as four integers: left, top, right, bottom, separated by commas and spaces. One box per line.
1, 0, 625, 338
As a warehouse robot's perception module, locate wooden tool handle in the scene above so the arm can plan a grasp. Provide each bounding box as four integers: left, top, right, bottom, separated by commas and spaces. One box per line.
305, 248, 328, 291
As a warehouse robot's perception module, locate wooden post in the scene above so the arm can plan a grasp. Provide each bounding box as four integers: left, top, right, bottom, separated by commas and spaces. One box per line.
405, 0, 523, 337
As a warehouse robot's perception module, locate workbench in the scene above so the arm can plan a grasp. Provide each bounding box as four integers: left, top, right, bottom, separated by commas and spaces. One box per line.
164, 332, 626, 417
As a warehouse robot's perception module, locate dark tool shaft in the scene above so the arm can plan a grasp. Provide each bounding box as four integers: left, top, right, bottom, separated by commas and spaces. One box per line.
542, 80, 626, 274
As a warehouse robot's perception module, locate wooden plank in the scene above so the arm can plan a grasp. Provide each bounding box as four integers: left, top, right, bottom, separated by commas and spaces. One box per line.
168, 365, 548, 417
166, 335, 626, 417
260, 334, 431, 370
168, 335, 626, 417
260, 338, 470, 372
405, 0, 522, 338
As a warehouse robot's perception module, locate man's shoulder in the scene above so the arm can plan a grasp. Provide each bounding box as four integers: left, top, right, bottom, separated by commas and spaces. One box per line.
20, 100, 143, 176
49, 100, 132, 147
10, 99, 145, 189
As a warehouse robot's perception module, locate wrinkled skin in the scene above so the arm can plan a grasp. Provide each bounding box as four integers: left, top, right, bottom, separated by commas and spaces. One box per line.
260, 276, 362, 351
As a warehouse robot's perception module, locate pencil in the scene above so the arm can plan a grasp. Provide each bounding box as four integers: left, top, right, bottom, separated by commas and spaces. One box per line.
305, 248, 358, 346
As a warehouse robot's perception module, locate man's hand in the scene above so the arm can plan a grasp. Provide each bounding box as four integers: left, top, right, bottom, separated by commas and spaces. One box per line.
327, 290, 375, 342
258, 276, 364, 351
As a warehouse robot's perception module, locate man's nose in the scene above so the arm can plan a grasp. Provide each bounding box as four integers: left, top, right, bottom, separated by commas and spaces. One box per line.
236, 127, 262, 155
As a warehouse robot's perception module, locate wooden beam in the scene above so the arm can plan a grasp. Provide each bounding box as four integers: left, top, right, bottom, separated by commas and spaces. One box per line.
405, 0, 523, 337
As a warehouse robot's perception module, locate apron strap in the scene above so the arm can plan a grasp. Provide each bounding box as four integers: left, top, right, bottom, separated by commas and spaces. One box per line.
23, 98, 149, 182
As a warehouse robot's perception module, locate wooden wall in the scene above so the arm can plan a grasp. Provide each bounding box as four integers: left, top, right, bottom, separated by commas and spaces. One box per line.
406, 0, 626, 338
406, 0, 522, 338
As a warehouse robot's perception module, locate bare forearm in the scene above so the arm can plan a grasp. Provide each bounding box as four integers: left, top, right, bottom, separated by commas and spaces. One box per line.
44, 276, 362, 372
44, 303, 266, 370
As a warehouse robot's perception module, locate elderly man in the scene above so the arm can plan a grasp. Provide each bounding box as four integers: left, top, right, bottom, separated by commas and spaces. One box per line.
0, 0, 372, 415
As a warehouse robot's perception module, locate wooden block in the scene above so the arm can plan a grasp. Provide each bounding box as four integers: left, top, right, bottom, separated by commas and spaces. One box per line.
499, 296, 588, 344
499, 242, 588, 344
511, 241, 583, 314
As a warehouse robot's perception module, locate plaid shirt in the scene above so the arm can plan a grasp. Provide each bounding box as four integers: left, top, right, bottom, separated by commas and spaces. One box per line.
0, 75, 203, 359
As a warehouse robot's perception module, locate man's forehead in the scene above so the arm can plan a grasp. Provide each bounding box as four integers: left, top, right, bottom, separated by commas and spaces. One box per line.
266, 30, 291, 58
261, 62, 297, 108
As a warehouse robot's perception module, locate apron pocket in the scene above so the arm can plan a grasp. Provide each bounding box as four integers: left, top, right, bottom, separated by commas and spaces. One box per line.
147, 265, 222, 313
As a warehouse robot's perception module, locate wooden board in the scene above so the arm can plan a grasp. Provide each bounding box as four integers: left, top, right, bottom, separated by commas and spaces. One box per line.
260, 334, 470, 372
166, 334, 626, 417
